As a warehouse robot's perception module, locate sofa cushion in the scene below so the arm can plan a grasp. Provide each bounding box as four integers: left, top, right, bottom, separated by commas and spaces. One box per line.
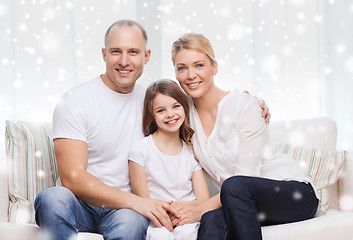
262, 209, 353, 240
5, 121, 57, 224
0, 222, 104, 240
280, 144, 345, 210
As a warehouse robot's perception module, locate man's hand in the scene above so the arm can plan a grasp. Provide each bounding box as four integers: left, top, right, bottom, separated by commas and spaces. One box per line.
133, 197, 180, 232
259, 98, 271, 124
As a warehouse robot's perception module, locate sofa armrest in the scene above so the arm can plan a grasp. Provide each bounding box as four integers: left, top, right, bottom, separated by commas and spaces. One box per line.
0, 158, 8, 222
339, 151, 353, 211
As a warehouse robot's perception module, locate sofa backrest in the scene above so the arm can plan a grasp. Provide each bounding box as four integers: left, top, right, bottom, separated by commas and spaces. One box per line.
2, 118, 342, 224
268, 117, 339, 209
268, 117, 337, 151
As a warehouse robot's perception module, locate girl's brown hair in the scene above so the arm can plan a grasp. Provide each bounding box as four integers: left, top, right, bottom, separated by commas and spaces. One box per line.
143, 79, 195, 148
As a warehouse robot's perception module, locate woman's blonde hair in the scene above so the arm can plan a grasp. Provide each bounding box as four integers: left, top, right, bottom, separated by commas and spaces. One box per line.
143, 79, 195, 148
171, 33, 216, 65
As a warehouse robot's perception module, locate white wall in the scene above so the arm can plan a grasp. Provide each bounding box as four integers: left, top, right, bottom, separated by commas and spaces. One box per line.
0, 0, 352, 155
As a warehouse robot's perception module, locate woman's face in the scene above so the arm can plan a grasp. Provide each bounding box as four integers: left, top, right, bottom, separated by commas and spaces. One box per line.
173, 49, 218, 99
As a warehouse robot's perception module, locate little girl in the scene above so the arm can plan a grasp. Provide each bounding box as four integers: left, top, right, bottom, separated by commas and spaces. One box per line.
128, 79, 210, 240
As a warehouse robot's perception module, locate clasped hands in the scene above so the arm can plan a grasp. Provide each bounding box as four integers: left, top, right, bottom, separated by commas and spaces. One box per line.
151, 200, 201, 232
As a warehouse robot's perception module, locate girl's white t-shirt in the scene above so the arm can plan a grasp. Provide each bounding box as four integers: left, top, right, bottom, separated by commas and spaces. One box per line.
128, 135, 202, 201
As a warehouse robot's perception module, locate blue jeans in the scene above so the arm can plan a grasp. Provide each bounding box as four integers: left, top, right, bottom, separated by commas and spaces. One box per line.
34, 186, 148, 240
198, 176, 318, 240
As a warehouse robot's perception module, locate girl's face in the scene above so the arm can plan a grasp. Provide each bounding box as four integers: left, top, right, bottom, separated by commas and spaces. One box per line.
152, 93, 185, 134
174, 49, 218, 99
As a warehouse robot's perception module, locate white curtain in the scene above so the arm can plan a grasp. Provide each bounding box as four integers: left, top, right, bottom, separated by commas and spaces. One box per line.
0, 0, 352, 153
160, 0, 353, 151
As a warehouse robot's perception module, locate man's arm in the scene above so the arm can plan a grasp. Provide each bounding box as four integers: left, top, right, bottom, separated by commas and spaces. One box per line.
54, 138, 179, 231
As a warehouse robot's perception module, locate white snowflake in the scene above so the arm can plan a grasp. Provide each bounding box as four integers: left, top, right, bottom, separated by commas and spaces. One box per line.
41, 33, 60, 52
248, 58, 255, 66
37, 170, 45, 178
219, 4, 231, 17
315, 15, 322, 23
46, 95, 53, 101
233, 66, 241, 75
295, 24, 306, 35
1, 58, 9, 65
40, 229, 53, 240
36, 58, 44, 65
14, 80, 23, 88
42, 81, 50, 88
261, 55, 280, 75
288, 0, 306, 6
282, 44, 293, 57
0, 97, 13, 114
297, 12, 306, 21
0, 4, 6, 16
76, 49, 84, 58
336, 44, 346, 55
44, 7, 56, 19
18, 23, 28, 32
344, 56, 353, 73
324, 67, 332, 75
65, 1, 74, 9
25, 47, 36, 55
293, 191, 303, 201
35, 151, 42, 157
257, 212, 266, 222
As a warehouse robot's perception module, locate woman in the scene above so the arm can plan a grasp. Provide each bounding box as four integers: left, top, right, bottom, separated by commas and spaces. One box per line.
169, 33, 319, 240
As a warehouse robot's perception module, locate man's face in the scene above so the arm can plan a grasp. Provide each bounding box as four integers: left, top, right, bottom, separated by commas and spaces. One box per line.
102, 25, 151, 93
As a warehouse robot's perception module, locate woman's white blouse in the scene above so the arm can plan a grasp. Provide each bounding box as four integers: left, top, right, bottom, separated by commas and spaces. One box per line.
189, 89, 311, 192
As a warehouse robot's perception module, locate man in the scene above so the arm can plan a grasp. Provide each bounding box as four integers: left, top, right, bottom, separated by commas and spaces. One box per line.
34, 19, 270, 240
34, 20, 180, 240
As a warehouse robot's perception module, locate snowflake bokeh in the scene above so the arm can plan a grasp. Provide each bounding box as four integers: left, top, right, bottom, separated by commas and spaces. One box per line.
0, 0, 352, 155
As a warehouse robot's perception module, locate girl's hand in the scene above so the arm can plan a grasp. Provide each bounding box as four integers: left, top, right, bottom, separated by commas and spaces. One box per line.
133, 197, 180, 232
170, 200, 203, 226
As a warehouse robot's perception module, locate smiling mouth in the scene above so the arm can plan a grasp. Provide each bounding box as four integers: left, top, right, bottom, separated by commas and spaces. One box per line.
187, 81, 201, 88
116, 69, 132, 74
165, 119, 179, 125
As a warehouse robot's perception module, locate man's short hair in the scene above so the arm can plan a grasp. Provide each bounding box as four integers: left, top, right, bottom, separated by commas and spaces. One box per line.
104, 19, 148, 49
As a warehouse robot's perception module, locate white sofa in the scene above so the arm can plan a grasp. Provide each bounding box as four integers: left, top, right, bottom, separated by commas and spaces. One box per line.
1, 117, 352, 240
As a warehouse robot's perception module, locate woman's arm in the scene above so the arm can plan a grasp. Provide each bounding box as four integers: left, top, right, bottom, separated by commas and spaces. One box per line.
243, 90, 271, 123
128, 160, 150, 198
236, 97, 268, 176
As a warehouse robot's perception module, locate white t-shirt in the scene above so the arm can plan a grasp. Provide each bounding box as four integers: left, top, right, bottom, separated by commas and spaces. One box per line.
53, 76, 145, 192
189, 89, 313, 193
128, 135, 202, 201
